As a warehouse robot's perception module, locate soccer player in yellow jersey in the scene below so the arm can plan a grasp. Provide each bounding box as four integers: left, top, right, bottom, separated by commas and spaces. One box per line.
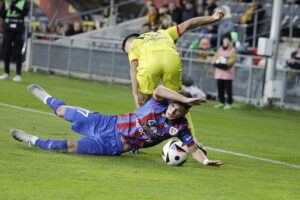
122, 8, 225, 108
122, 8, 225, 152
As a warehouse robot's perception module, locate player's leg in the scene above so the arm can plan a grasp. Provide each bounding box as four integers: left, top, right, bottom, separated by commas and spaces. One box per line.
11, 129, 122, 155
223, 80, 233, 110
11, 129, 69, 152
27, 84, 111, 138
1, 32, 14, 78
136, 54, 162, 106
216, 79, 225, 107
161, 52, 182, 92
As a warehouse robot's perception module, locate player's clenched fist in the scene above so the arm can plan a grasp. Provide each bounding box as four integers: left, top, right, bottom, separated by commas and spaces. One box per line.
212, 8, 226, 21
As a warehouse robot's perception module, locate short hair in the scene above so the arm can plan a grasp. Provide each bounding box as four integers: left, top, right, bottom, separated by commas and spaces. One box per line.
122, 33, 140, 52
222, 33, 232, 41
171, 90, 193, 110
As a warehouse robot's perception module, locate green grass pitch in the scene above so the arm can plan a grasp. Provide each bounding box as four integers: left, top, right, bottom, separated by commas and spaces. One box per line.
0, 71, 299, 200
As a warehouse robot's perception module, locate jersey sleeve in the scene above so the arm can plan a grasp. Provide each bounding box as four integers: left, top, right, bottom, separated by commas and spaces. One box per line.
177, 126, 195, 147
166, 26, 181, 41
152, 97, 171, 106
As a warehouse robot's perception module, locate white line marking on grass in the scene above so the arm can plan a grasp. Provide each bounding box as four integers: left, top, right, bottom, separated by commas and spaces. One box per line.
1, 102, 300, 169
0, 102, 54, 116
206, 147, 300, 169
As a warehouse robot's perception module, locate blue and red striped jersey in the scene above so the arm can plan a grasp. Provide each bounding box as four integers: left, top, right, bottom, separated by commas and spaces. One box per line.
116, 98, 195, 151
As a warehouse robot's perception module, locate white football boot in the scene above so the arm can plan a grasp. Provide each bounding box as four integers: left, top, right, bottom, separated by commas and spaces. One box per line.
11, 129, 38, 146
27, 84, 52, 104
0, 73, 9, 80
12, 75, 22, 82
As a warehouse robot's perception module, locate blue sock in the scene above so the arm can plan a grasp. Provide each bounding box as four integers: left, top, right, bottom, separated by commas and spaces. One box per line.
46, 97, 66, 114
35, 139, 68, 152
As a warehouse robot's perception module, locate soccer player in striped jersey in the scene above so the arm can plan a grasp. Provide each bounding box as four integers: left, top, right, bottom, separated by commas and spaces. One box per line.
10, 84, 223, 166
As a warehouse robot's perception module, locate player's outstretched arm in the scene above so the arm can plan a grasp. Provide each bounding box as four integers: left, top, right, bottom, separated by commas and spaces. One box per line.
153, 87, 207, 106
177, 8, 225, 35
189, 144, 223, 166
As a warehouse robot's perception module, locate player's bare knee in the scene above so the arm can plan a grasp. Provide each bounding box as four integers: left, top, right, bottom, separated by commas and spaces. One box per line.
56, 105, 67, 118
67, 140, 78, 153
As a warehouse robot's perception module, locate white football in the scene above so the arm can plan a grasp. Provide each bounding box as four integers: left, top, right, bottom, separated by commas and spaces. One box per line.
162, 140, 189, 166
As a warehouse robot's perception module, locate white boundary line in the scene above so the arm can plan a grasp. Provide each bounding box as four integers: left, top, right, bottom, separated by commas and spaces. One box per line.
205, 147, 300, 169
0, 102, 54, 116
1, 102, 300, 169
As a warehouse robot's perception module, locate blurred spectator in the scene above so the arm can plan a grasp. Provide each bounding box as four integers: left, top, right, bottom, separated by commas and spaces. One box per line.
285, 0, 300, 4
182, 75, 207, 99
82, 24, 88, 32
83, 21, 95, 32
195, 0, 207, 9
158, 4, 169, 23
239, 0, 265, 45
142, 23, 152, 33
54, 24, 64, 35
181, 1, 197, 22
218, 5, 234, 35
212, 34, 237, 110
230, 31, 246, 63
0, 0, 29, 82
206, 0, 218, 15
158, 14, 172, 30
196, 38, 212, 60
146, 4, 159, 29
168, 2, 182, 25
0, 33, 3, 59
198, 7, 216, 34
39, 25, 51, 40
87, 25, 96, 32
65, 23, 74, 36
195, 5, 205, 17
73, 22, 83, 35
288, 45, 300, 70
31, 24, 40, 33
100, 7, 116, 27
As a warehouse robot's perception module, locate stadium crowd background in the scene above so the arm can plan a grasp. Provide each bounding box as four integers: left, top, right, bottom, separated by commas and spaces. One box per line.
0, 0, 299, 107
2, 0, 297, 68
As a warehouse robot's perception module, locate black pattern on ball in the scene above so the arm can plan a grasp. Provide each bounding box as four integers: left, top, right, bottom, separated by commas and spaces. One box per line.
175, 156, 180, 161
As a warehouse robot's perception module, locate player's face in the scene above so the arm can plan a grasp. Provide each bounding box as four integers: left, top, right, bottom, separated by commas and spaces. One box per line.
165, 103, 188, 120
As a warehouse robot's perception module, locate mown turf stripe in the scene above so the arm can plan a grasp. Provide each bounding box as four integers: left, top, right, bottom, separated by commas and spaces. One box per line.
1, 102, 300, 169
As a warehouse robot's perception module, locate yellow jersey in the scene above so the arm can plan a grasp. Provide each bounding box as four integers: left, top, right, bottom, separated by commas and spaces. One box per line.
128, 26, 181, 63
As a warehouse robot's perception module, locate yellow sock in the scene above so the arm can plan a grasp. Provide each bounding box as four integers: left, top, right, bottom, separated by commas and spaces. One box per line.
186, 112, 195, 136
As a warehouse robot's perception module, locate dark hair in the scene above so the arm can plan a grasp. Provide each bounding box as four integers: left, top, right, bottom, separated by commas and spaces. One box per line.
122, 33, 140, 52
171, 90, 193, 110
223, 33, 232, 41
182, 75, 194, 87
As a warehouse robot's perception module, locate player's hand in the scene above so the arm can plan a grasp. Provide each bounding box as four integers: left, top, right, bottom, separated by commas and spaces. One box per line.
208, 160, 223, 166
212, 8, 225, 21
184, 98, 208, 106
134, 95, 140, 110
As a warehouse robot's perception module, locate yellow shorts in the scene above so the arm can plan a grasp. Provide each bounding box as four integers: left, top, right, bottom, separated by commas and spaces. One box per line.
137, 51, 182, 94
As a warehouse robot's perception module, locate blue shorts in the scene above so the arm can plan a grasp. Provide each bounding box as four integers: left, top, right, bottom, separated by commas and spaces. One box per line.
64, 106, 124, 155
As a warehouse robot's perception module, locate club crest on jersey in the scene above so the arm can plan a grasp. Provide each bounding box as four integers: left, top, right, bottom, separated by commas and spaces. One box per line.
143, 119, 161, 137
169, 126, 178, 136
